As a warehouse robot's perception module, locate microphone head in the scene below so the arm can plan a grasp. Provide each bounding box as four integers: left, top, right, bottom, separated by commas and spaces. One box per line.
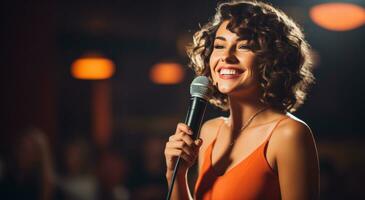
190, 76, 213, 101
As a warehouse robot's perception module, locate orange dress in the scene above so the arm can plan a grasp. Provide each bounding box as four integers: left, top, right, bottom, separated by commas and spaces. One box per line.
194, 117, 287, 200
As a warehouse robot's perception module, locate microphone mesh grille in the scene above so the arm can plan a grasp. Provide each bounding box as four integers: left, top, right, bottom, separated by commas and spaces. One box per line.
190, 76, 213, 100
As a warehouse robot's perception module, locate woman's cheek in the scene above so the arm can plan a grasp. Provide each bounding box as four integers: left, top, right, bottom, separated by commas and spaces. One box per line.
208, 63, 218, 84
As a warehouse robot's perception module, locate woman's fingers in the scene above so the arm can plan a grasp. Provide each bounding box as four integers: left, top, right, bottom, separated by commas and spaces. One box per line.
169, 132, 194, 146
165, 123, 203, 172
165, 141, 200, 169
176, 123, 193, 136
194, 138, 203, 147
165, 149, 194, 163
165, 138, 202, 159
166, 140, 194, 157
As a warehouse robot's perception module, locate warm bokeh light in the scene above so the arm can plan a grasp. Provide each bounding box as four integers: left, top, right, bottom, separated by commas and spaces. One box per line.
71, 57, 115, 80
310, 3, 365, 31
150, 62, 185, 84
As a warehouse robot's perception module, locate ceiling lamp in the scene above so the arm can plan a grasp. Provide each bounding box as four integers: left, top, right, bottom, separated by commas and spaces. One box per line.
71, 55, 115, 80
150, 62, 185, 84
310, 3, 365, 31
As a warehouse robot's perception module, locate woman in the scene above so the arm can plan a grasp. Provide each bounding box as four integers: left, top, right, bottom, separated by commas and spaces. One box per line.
164, 0, 319, 199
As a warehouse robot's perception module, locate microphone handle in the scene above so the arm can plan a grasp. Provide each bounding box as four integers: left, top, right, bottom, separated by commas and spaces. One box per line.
166, 97, 208, 200
185, 97, 208, 140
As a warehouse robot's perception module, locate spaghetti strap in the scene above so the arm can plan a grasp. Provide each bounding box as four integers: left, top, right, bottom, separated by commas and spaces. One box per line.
206, 118, 226, 148
264, 115, 289, 145
195, 116, 287, 200
213, 118, 226, 141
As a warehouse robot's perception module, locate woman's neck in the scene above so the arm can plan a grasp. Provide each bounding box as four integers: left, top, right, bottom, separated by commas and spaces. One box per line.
227, 96, 269, 131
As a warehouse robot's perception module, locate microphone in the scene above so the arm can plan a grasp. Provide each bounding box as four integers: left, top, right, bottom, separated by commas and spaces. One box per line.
166, 76, 213, 200
185, 76, 213, 139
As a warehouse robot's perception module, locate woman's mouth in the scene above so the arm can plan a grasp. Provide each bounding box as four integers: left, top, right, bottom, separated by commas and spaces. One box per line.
218, 67, 245, 79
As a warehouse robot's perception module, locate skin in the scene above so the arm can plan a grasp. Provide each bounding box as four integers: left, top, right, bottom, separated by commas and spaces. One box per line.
165, 21, 319, 200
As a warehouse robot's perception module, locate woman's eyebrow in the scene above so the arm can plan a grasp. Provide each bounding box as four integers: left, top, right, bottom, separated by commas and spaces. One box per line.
215, 36, 226, 41
214, 36, 247, 42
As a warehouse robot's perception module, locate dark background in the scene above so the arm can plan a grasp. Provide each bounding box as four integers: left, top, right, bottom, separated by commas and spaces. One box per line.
1, 0, 364, 199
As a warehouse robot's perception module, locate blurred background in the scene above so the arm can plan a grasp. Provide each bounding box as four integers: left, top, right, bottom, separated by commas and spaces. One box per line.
0, 0, 364, 199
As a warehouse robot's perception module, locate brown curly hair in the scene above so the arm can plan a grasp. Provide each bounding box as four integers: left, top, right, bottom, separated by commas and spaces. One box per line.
187, 0, 315, 112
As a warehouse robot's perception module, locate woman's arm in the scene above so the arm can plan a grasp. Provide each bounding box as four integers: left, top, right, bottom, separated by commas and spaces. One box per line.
165, 123, 201, 200
166, 170, 192, 200
273, 119, 320, 200
164, 118, 220, 200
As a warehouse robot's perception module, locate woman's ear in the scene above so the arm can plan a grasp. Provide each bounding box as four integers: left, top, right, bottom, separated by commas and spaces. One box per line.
213, 81, 218, 88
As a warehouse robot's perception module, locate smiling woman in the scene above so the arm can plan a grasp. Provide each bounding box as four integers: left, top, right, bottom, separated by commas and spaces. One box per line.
164, 1, 319, 200
209, 22, 258, 98
187, 0, 314, 112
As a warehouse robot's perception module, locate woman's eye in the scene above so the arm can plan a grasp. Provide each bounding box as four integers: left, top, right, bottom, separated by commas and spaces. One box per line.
214, 45, 224, 49
238, 45, 250, 50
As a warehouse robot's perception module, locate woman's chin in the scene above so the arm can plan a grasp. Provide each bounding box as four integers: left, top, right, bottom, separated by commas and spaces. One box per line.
217, 84, 253, 97
217, 85, 235, 94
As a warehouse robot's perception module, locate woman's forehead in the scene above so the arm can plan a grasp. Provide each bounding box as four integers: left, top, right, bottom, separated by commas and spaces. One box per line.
215, 19, 254, 42
215, 21, 239, 39
215, 24, 249, 43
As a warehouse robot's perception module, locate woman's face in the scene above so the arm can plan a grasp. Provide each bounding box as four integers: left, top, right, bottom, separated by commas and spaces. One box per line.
209, 20, 260, 98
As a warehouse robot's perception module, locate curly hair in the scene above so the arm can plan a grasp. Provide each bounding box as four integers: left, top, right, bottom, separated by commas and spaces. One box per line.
186, 0, 315, 112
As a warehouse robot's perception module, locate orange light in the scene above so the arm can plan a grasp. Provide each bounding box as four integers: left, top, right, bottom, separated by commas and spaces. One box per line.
310, 3, 365, 31
71, 57, 115, 80
150, 62, 185, 84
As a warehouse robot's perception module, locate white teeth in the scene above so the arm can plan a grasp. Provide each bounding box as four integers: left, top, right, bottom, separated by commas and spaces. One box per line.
220, 69, 238, 75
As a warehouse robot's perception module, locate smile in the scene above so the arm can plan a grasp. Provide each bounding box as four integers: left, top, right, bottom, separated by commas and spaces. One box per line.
217, 67, 245, 79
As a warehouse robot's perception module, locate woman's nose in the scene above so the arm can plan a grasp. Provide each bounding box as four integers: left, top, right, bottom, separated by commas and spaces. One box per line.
221, 48, 239, 64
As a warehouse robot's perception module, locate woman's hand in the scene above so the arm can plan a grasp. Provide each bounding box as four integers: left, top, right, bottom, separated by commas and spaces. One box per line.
165, 123, 202, 177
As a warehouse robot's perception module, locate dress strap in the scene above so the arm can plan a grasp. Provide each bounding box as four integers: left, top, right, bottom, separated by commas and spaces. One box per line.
208, 117, 226, 147
265, 116, 289, 144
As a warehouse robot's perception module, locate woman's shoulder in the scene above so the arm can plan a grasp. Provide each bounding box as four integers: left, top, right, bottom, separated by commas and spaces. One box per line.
271, 112, 317, 157
270, 113, 319, 198
276, 113, 313, 138
199, 117, 226, 146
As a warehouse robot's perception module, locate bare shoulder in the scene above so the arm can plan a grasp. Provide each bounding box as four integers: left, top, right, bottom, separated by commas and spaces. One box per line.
270, 111, 317, 162
197, 117, 225, 169
199, 117, 225, 146
270, 113, 320, 199
273, 113, 315, 144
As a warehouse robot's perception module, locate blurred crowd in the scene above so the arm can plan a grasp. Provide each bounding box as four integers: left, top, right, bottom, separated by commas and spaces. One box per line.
0, 127, 364, 199
0, 128, 166, 200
